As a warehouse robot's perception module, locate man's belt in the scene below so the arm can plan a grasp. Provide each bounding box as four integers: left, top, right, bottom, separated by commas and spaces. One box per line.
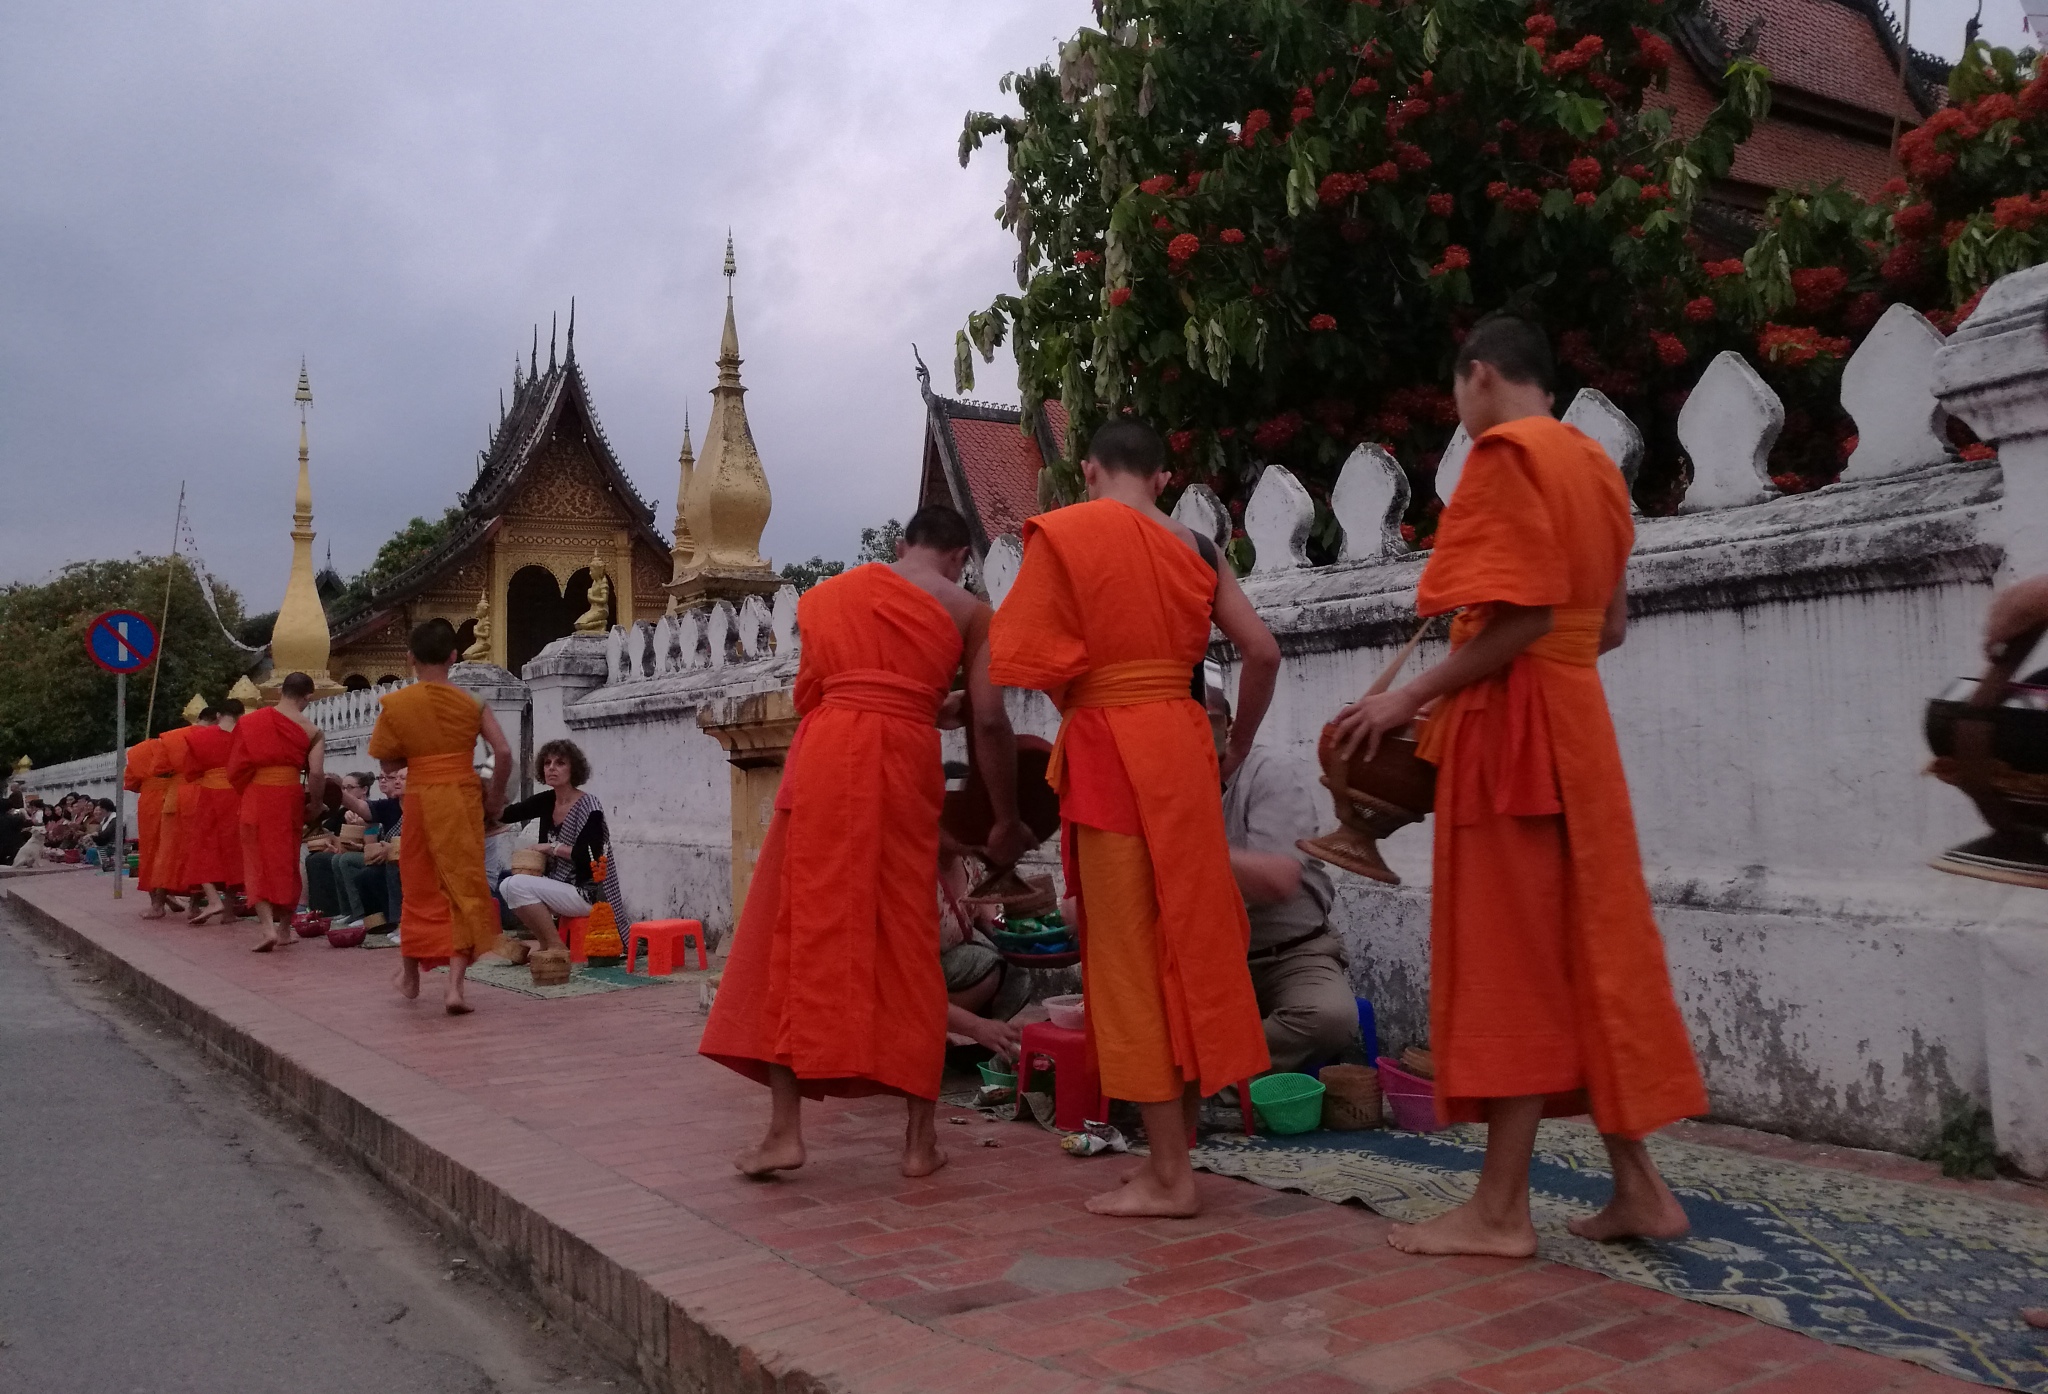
1247, 927, 1335, 961
249, 766, 301, 787
1049, 659, 1200, 789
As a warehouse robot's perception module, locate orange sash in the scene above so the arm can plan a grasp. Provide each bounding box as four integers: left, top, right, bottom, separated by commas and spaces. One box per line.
405, 751, 476, 785
1046, 659, 1193, 790
248, 766, 301, 787
199, 769, 233, 791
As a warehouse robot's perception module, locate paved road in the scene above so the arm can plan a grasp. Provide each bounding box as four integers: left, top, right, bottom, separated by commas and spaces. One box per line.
0, 900, 640, 1394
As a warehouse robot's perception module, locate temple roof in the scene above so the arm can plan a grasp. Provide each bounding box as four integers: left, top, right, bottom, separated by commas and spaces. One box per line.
1677, 0, 1948, 132
329, 320, 666, 646
915, 356, 1066, 557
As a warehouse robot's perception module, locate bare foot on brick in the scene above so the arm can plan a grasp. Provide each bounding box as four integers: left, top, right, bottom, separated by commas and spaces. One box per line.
1389, 1202, 1538, 1258
1086, 1169, 1199, 1218
140, 906, 169, 921
393, 959, 420, 1000
734, 1137, 805, 1179
901, 1142, 949, 1178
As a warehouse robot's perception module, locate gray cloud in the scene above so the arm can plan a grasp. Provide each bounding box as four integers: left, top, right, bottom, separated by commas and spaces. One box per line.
0, 0, 1091, 605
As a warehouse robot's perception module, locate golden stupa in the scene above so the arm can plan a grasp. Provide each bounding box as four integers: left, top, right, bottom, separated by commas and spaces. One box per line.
265, 362, 342, 699
665, 235, 779, 608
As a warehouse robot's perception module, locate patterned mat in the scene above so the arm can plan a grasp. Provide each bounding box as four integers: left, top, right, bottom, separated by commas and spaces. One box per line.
1190, 1121, 2048, 1389
463, 959, 678, 1000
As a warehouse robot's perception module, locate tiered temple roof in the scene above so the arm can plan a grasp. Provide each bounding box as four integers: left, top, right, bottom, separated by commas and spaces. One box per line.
914, 355, 1067, 560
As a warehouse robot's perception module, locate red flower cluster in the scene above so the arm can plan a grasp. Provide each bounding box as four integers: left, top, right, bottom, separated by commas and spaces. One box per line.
1758, 323, 1850, 367
1880, 243, 1925, 285
1253, 411, 1305, 452
1318, 171, 1369, 205
1219, 227, 1246, 244
1263, 246, 1289, 267
1894, 202, 1938, 239
1167, 429, 1198, 455
1152, 216, 1173, 230
1291, 105, 1316, 125
1844, 291, 1885, 330
1433, 244, 1472, 275
1525, 13, 1558, 36
1704, 258, 1745, 279
1375, 410, 1412, 436
1650, 331, 1687, 366
1384, 383, 1461, 428
1486, 180, 1508, 199
1543, 35, 1604, 79
1392, 142, 1432, 171
1309, 313, 1338, 331
1240, 109, 1272, 145
1367, 160, 1401, 183
1427, 193, 1454, 216
1567, 156, 1602, 192
1073, 249, 1101, 268
1167, 232, 1201, 266
1684, 295, 1716, 323
1790, 266, 1848, 314
1994, 191, 2048, 230
1108, 286, 1132, 307
1139, 174, 1178, 196
1504, 187, 1541, 213
1575, 191, 1596, 206
1351, 77, 1380, 98
1630, 26, 1672, 71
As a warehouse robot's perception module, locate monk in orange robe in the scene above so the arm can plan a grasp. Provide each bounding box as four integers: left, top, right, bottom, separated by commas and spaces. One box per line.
1333, 315, 1705, 1256
989, 419, 1281, 1218
177, 701, 245, 923
366, 619, 511, 1013
154, 722, 197, 907
701, 504, 1033, 1179
231, 672, 326, 951
125, 736, 185, 918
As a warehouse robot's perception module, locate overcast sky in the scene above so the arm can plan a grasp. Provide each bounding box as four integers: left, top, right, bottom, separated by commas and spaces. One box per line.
0, 0, 2026, 611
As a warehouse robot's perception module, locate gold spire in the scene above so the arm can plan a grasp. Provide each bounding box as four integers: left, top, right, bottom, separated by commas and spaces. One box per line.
266, 363, 340, 699
182, 693, 207, 723
666, 236, 778, 608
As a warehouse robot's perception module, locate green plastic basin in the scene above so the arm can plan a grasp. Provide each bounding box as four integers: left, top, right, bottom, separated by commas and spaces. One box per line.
1249, 1073, 1327, 1135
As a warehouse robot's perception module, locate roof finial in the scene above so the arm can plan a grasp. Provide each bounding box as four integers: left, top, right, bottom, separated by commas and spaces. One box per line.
295, 357, 312, 416
566, 297, 576, 362
499, 388, 506, 424
530, 325, 539, 379
717, 237, 743, 379
548, 312, 558, 373
724, 229, 737, 284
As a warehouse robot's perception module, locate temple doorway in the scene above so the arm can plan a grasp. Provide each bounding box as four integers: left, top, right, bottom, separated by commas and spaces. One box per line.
506, 565, 576, 676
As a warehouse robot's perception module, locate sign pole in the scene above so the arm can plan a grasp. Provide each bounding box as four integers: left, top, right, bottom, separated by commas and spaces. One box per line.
112, 670, 126, 900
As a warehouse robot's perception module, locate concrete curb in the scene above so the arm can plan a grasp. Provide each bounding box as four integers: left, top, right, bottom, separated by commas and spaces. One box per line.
6, 883, 1089, 1394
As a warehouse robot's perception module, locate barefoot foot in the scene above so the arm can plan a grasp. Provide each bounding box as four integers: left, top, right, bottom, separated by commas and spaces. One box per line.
734, 1137, 806, 1179
444, 999, 473, 1016
1567, 1190, 1689, 1243
392, 962, 420, 1000
140, 907, 168, 921
900, 1142, 950, 1178
1387, 1202, 1538, 1258
1085, 1169, 1199, 1218
251, 936, 277, 953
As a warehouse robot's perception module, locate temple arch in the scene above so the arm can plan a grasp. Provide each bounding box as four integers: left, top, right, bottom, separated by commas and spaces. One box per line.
506, 564, 575, 676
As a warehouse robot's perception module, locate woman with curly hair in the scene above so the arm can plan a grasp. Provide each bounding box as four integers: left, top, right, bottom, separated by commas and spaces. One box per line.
497, 739, 625, 969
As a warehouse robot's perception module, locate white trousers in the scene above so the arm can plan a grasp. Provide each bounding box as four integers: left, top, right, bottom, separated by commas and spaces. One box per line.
499, 873, 591, 919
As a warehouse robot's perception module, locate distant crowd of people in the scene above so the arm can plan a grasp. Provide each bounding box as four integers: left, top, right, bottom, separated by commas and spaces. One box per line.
3, 787, 119, 869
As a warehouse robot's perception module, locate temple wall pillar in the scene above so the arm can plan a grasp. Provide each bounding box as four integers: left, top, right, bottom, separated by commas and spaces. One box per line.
696, 690, 799, 929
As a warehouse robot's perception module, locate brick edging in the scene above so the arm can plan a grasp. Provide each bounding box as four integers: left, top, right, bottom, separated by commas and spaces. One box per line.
6, 884, 1053, 1394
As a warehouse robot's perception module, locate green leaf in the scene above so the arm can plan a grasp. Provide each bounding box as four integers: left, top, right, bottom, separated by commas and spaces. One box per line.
1541, 187, 1574, 219
954, 330, 976, 394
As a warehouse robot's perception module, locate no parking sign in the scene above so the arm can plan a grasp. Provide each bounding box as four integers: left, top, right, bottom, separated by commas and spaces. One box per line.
85, 609, 159, 675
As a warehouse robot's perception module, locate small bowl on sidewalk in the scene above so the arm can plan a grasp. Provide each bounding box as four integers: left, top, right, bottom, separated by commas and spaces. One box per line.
1043, 994, 1086, 1031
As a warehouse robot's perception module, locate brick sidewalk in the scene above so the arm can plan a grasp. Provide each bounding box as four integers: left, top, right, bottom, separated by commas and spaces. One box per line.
6, 874, 1986, 1394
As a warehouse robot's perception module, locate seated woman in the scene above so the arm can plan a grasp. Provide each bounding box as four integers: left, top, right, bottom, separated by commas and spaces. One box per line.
497, 739, 624, 960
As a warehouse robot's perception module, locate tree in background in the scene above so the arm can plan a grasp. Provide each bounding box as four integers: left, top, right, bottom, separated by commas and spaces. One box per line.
1684, 41, 2048, 488
779, 557, 847, 592
957, 0, 1764, 554
779, 520, 908, 593
0, 557, 254, 770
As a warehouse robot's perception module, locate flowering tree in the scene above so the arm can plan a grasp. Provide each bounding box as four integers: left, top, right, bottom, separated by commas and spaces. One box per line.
958, 0, 1764, 554
1671, 41, 2048, 489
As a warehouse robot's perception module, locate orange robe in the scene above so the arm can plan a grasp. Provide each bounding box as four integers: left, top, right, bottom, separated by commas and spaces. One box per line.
366, 682, 494, 966
988, 500, 1269, 1101
124, 739, 175, 889
178, 724, 242, 886
229, 707, 312, 910
699, 564, 963, 1101
155, 727, 194, 892
1413, 415, 1706, 1139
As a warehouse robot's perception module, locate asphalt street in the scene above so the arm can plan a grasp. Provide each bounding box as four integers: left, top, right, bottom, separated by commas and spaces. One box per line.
0, 898, 641, 1394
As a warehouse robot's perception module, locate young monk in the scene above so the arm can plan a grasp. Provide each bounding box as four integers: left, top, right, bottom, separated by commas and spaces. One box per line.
178, 702, 244, 924
988, 418, 1281, 1218
700, 503, 1035, 1179
366, 619, 510, 1014
154, 721, 198, 914
125, 735, 185, 918
1332, 314, 1705, 1256
231, 672, 326, 951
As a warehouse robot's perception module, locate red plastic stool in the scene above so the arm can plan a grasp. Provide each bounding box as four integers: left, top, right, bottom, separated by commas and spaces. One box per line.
1015, 1022, 1110, 1133
627, 918, 706, 975
558, 915, 590, 964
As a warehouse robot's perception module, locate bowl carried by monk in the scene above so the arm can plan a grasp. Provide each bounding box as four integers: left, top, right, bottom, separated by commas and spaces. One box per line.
941, 735, 1062, 860
508, 846, 548, 877
1296, 720, 1436, 885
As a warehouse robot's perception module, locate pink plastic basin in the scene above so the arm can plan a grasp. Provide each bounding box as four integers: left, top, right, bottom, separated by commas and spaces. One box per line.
1376, 1055, 1445, 1133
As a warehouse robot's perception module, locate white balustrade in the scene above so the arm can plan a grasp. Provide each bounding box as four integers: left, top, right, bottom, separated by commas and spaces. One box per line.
1330, 445, 1410, 562
1841, 303, 1951, 481
1244, 464, 1314, 574
1678, 352, 1783, 510
1562, 388, 1645, 492
771, 584, 799, 652
1171, 482, 1230, 547
1433, 425, 1474, 506
738, 594, 771, 660
983, 534, 1024, 609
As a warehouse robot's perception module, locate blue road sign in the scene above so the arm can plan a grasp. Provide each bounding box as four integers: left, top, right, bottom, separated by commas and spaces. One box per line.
85, 609, 159, 675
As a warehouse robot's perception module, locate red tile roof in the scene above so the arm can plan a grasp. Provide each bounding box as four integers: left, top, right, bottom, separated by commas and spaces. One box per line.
947, 413, 1045, 543
1662, 62, 1902, 199
1710, 0, 1922, 122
